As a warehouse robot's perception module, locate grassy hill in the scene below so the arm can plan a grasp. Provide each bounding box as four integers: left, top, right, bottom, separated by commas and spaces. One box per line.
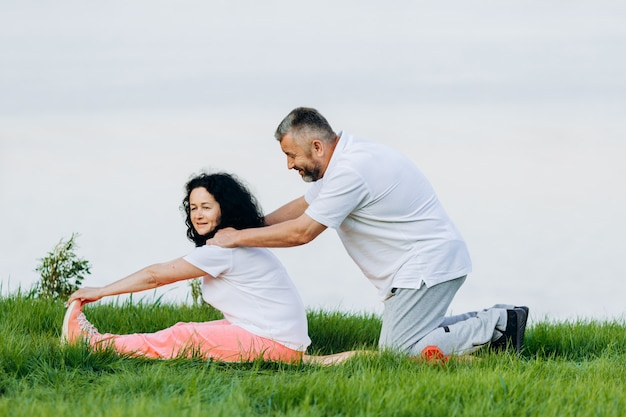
1, 293, 625, 416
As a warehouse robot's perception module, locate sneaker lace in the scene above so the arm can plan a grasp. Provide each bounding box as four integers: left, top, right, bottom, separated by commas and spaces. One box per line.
77, 312, 100, 337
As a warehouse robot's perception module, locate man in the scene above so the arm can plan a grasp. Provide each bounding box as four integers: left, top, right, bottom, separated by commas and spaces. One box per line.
207, 107, 528, 358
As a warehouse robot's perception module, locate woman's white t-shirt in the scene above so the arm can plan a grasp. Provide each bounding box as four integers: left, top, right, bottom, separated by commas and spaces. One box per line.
183, 245, 311, 351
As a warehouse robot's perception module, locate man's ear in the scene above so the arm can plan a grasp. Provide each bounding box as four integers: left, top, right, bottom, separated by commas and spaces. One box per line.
311, 139, 324, 156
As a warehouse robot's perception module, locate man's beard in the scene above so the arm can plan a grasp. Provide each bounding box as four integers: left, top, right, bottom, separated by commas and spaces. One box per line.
301, 172, 316, 183
299, 163, 323, 183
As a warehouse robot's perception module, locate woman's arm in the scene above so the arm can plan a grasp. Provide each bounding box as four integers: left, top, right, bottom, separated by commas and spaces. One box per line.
67, 257, 207, 305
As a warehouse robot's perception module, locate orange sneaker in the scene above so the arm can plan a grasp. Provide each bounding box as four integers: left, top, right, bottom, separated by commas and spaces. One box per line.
61, 300, 101, 344
420, 345, 449, 363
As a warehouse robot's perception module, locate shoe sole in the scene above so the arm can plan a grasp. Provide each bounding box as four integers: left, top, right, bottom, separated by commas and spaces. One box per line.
61, 300, 80, 344
511, 307, 528, 353
517, 306, 529, 318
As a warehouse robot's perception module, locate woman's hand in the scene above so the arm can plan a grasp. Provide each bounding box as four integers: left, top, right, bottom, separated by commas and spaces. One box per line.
67, 287, 103, 306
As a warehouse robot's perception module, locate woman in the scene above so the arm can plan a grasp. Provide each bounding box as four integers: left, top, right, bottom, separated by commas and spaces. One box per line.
63, 172, 311, 363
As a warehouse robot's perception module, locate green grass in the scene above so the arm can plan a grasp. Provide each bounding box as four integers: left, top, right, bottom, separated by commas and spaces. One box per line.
2, 293, 626, 416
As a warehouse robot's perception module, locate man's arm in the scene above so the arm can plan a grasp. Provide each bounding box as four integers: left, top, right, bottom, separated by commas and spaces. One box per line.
207, 212, 327, 248
264, 196, 309, 225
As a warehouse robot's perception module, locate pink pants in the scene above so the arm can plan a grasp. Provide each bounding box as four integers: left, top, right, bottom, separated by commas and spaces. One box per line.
89, 319, 303, 363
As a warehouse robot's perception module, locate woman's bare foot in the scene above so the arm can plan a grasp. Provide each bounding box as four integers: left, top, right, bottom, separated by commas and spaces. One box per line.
303, 350, 373, 366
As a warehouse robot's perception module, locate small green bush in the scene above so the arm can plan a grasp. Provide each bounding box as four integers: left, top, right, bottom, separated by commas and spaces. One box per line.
32, 233, 92, 300
188, 278, 203, 306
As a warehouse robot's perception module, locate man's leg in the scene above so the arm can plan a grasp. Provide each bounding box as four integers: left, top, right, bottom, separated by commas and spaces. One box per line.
411, 309, 506, 356
438, 304, 517, 327
379, 276, 508, 357
379, 276, 467, 352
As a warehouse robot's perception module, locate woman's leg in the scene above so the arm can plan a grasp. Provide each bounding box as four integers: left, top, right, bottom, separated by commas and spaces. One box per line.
92, 319, 303, 363
63, 301, 302, 363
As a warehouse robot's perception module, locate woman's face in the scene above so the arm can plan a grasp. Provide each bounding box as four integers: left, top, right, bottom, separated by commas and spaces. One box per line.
189, 187, 221, 235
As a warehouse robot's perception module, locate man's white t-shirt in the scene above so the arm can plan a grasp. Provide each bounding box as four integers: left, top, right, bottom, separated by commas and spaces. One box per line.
304, 132, 472, 300
183, 245, 311, 351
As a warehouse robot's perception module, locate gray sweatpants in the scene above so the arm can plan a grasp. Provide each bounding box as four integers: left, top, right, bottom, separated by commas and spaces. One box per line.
378, 276, 508, 356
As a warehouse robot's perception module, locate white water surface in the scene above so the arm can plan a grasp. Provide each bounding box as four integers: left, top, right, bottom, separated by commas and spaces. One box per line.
2, 1, 625, 321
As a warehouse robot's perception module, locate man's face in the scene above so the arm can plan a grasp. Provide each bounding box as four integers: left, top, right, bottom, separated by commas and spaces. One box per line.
280, 133, 324, 182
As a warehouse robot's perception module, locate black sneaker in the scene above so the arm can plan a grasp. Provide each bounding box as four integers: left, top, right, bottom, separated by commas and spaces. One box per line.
516, 305, 529, 318
490, 307, 528, 353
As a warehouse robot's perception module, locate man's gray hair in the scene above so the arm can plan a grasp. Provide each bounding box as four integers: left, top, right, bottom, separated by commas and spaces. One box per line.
274, 107, 337, 144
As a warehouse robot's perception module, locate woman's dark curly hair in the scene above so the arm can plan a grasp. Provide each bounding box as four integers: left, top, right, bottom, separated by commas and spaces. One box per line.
181, 172, 264, 247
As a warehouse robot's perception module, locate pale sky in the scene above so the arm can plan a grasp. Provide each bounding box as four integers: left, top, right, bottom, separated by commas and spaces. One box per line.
2, 1, 625, 115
